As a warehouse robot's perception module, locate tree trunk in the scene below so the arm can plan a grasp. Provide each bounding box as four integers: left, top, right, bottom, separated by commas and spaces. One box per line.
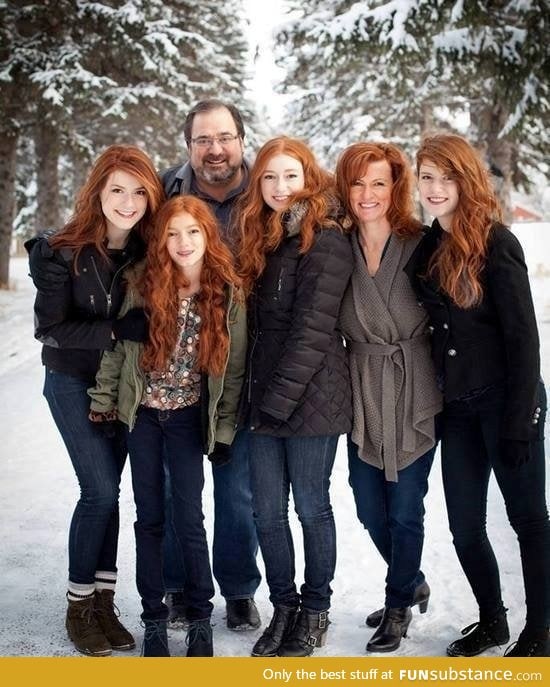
0, 124, 18, 289
35, 119, 61, 233
470, 102, 513, 224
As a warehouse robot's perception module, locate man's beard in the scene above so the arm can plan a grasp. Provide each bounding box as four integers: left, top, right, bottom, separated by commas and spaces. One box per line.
195, 158, 240, 186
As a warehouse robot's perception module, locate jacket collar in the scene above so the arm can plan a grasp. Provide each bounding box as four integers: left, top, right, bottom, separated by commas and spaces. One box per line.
282, 201, 308, 238
282, 193, 344, 239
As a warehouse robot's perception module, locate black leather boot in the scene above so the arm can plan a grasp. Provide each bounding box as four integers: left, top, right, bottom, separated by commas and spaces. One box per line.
366, 607, 412, 652
366, 581, 430, 628
447, 608, 509, 657
277, 609, 330, 657
504, 627, 550, 657
251, 605, 299, 657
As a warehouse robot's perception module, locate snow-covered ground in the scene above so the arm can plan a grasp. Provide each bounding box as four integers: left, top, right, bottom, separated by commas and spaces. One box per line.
1, 223, 549, 657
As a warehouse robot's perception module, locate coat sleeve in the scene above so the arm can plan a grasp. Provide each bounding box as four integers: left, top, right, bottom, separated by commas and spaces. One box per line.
87, 343, 127, 413
486, 228, 541, 441
34, 276, 114, 351
259, 229, 353, 422
214, 298, 247, 445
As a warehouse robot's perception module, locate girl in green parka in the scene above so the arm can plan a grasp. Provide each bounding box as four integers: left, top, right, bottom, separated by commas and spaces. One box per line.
88, 195, 247, 658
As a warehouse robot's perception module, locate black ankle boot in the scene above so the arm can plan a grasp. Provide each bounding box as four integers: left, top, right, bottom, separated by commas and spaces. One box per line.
366, 607, 412, 653
186, 619, 213, 657
447, 609, 509, 657
251, 605, 299, 657
277, 609, 330, 657
366, 581, 430, 628
141, 620, 169, 657
505, 627, 550, 657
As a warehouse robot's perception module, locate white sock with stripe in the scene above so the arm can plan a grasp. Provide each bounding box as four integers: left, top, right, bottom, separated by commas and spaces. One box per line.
95, 570, 117, 592
67, 581, 95, 603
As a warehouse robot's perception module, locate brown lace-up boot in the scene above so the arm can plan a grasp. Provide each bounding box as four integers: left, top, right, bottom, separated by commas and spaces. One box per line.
94, 589, 135, 651
66, 596, 111, 656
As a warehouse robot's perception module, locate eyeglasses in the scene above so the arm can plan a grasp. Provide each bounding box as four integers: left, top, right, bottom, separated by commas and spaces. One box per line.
190, 134, 240, 148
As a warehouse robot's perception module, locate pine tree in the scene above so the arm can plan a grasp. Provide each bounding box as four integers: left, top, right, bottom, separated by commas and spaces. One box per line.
275, 0, 453, 163
276, 0, 550, 216
0, 0, 257, 287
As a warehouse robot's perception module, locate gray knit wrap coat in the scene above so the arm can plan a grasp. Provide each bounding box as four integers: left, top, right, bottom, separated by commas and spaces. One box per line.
339, 232, 442, 482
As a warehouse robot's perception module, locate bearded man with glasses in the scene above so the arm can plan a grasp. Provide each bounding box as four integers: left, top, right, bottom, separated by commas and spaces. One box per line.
163, 100, 249, 252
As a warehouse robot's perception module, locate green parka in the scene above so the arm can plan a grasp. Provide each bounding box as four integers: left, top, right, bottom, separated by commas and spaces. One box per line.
88, 263, 247, 453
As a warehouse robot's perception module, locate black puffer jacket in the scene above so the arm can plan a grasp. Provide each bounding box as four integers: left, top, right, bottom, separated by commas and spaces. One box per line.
243, 204, 353, 437
34, 234, 146, 383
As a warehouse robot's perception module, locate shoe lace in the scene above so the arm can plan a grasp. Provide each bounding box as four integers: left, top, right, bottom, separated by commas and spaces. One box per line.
95, 593, 121, 619
73, 597, 103, 637
186, 620, 212, 648
140, 620, 169, 656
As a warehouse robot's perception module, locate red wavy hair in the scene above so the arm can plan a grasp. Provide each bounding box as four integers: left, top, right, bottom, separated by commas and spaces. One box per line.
49, 144, 165, 264
416, 133, 503, 308
140, 195, 241, 377
335, 142, 422, 236
236, 136, 339, 294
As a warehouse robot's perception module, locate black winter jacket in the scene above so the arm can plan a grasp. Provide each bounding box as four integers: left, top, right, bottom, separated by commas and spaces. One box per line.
243, 206, 354, 437
404, 220, 542, 442
34, 235, 146, 383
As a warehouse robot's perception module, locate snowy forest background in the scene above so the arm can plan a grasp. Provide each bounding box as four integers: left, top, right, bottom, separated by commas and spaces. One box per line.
1, 0, 550, 658
1, 0, 549, 290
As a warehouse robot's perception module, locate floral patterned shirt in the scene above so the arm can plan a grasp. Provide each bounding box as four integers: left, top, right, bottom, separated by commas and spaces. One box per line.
142, 294, 201, 409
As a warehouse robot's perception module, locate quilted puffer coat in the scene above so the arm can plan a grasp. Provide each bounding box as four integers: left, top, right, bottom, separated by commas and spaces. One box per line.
242, 202, 353, 437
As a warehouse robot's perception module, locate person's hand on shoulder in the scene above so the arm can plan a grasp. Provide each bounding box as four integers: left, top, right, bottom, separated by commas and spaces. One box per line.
26, 235, 69, 294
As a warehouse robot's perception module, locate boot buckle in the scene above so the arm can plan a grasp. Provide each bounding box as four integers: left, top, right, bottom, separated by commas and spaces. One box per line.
318, 611, 328, 629
307, 635, 317, 647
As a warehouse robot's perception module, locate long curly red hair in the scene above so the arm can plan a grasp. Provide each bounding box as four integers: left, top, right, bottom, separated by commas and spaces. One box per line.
236, 136, 339, 294
416, 134, 503, 308
50, 145, 165, 263
140, 195, 241, 377
335, 142, 422, 237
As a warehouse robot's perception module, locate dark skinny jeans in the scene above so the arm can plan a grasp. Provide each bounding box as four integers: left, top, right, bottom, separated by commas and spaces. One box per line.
442, 381, 550, 630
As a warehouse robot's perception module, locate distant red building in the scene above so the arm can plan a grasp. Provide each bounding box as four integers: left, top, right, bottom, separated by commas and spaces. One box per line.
512, 205, 542, 222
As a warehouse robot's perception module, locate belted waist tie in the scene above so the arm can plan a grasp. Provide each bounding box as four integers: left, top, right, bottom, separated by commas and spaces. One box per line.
348, 334, 429, 482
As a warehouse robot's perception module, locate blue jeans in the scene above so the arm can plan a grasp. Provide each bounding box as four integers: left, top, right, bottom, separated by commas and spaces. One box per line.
43, 368, 126, 584
249, 433, 339, 612
348, 437, 435, 608
163, 429, 261, 599
127, 404, 214, 622
442, 381, 550, 628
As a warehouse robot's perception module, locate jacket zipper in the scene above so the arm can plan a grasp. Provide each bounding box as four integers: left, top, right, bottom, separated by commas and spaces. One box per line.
247, 294, 259, 404
91, 255, 131, 317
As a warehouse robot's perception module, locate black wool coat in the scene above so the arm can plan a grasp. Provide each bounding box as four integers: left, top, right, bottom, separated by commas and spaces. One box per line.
243, 207, 353, 438
404, 220, 542, 442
